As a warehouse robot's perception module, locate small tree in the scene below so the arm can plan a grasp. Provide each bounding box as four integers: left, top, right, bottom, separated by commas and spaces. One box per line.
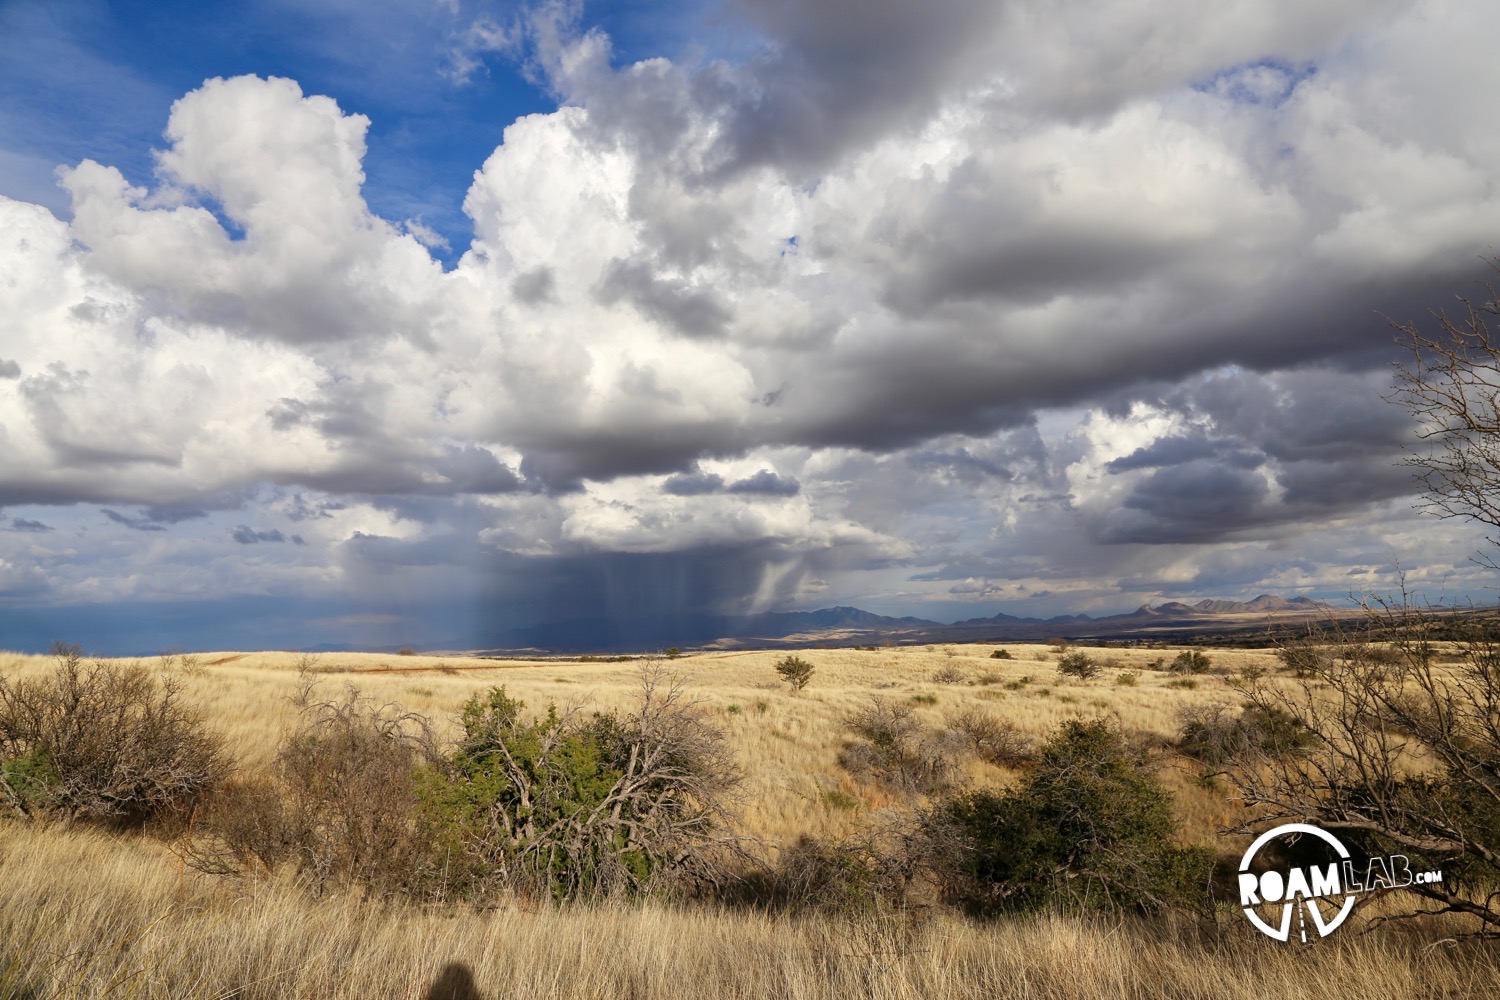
775, 655, 815, 692
1056, 650, 1100, 681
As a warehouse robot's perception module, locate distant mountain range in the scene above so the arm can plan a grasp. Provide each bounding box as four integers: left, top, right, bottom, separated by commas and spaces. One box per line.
464, 594, 1335, 654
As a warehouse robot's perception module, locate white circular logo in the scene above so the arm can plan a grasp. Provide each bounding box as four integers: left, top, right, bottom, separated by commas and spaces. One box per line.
1239, 823, 1357, 942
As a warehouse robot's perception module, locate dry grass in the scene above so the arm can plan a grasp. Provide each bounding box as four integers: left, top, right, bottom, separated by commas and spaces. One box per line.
1, 642, 1496, 998
0, 643, 1268, 844
2, 823, 1498, 1000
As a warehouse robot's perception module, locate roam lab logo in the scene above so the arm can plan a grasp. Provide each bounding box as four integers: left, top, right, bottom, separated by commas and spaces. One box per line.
1238, 823, 1445, 942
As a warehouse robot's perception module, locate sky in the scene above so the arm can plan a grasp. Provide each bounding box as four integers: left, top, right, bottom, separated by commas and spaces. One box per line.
2, 0, 1498, 654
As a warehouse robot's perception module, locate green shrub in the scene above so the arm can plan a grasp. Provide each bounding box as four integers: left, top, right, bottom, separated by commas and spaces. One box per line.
990, 649, 1013, 660
925, 719, 1212, 916
1057, 651, 1100, 681
1169, 650, 1211, 674
1116, 671, 1138, 687
419, 667, 739, 901
821, 789, 860, 811
1176, 703, 1313, 767
775, 656, 815, 692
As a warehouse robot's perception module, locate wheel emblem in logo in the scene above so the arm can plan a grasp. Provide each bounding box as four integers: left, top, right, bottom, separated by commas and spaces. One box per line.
1239, 823, 1357, 942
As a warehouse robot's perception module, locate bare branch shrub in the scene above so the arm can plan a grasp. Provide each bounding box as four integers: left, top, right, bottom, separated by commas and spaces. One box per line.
1224, 601, 1500, 936
1389, 271, 1500, 550
188, 682, 441, 897
932, 664, 967, 684
0, 644, 228, 827
839, 699, 958, 795
1175, 701, 1311, 768
946, 708, 1034, 768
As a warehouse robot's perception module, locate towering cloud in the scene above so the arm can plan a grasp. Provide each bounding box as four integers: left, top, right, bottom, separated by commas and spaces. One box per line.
1, 0, 1496, 649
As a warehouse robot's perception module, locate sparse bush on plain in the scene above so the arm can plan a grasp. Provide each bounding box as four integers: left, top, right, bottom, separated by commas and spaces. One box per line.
1116, 670, 1138, 687
946, 708, 1033, 768
1175, 702, 1312, 767
1277, 638, 1332, 677
1056, 651, 1100, 681
774, 655, 815, 692
932, 664, 966, 684
989, 649, 1012, 660
1169, 650, 1211, 674
0, 643, 228, 828
839, 699, 957, 795
191, 663, 742, 903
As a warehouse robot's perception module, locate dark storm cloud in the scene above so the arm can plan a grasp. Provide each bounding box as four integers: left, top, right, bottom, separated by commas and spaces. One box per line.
705, 0, 1006, 175
266, 397, 310, 430
662, 469, 726, 495
1088, 364, 1424, 545
1105, 460, 1271, 544
1275, 459, 1413, 508
511, 266, 557, 304
101, 505, 209, 531
726, 469, 800, 496
1106, 435, 1264, 472
283, 494, 347, 521
232, 525, 285, 544
6, 518, 52, 532
594, 258, 732, 338
475, 529, 900, 648
102, 509, 166, 531
427, 445, 526, 495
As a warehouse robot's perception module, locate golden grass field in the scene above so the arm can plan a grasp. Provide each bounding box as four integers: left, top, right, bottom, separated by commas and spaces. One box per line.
1, 642, 1497, 998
